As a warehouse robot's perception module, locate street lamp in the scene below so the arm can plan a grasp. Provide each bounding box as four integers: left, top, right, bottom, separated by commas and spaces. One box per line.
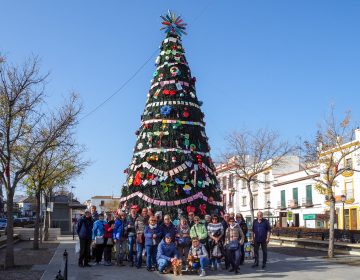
341, 194, 346, 230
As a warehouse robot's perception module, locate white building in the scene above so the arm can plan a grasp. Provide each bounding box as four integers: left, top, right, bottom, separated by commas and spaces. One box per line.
216, 155, 300, 225
88, 196, 121, 214
273, 169, 325, 228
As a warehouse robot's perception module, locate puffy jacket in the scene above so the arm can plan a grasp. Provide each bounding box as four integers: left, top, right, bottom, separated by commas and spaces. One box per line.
77, 216, 94, 240
159, 222, 178, 241
92, 219, 106, 240
190, 223, 208, 240
156, 239, 179, 261
144, 225, 162, 246
113, 219, 123, 240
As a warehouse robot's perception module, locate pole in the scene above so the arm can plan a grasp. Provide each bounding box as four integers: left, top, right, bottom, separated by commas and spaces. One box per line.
343, 202, 345, 230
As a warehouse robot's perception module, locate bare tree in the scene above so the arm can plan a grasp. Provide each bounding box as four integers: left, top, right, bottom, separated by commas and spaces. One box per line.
301, 108, 360, 258
0, 55, 82, 267
24, 130, 89, 249
222, 128, 295, 222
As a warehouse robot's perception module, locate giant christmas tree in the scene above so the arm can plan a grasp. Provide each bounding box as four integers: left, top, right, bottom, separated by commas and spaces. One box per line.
120, 11, 223, 218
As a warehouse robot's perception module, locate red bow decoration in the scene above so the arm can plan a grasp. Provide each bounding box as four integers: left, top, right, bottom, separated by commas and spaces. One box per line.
133, 170, 142, 186
186, 205, 195, 214
163, 89, 176, 95
199, 204, 207, 216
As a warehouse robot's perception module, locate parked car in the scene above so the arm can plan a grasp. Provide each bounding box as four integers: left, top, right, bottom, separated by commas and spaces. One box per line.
0, 218, 7, 231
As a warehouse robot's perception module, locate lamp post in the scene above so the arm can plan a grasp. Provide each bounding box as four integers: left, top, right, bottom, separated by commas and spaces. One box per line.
70, 186, 76, 240
341, 194, 346, 231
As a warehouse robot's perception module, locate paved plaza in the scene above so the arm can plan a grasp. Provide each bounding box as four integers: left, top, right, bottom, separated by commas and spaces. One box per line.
34, 237, 360, 280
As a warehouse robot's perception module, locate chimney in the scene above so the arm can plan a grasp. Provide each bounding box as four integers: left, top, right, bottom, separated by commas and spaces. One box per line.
355, 128, 360, 141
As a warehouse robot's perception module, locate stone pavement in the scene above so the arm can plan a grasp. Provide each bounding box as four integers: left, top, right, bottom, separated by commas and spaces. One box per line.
34, 236, 360, 280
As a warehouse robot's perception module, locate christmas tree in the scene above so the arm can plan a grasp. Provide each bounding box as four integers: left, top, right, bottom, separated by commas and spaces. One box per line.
120, 11, 223, 218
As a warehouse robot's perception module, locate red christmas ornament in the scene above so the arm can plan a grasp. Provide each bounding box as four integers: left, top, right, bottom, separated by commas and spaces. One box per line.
199, 204, 207, 216
186, 205, 195, 214
133, 171, 142, 186
183, 107, 189, 118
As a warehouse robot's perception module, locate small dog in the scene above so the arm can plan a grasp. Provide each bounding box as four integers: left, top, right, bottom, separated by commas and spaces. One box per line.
171, 259, 183, 276
187, 255, 194, 272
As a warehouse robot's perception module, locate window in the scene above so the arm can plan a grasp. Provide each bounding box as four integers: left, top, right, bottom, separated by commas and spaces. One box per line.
242, 196, 247, 206
222, 194, 227, 206
100, 200, 104, 206
345, 181, 353, 200
229, 174, 233, 189
229, 193, 234, 206
345, 158, 352, 169
306, 185, 313, 204
293, 188, 298, 205
281, 190, 286, 209
253, 194, 258, 209
264, 172, 270, 188
222, 177, 227, 190
264, 193, 270, 207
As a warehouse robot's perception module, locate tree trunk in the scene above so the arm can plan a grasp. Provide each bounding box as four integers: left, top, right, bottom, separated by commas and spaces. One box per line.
328, 195, 335, 258
247, 181, 255, 224
33, 189, 41, 250
44, 194, 49, 241
5, 189, 15, 268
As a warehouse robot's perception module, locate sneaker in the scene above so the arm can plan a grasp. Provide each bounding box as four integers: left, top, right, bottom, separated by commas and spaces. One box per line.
210, 265, 215, 271
200, 270, 206, 277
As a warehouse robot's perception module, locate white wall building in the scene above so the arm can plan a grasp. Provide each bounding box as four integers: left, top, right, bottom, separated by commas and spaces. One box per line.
216, 155, 300, 225
88, 196, 121, 213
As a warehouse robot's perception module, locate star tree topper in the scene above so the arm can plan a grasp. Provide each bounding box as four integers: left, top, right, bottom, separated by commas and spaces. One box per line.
160, 10, 187, 37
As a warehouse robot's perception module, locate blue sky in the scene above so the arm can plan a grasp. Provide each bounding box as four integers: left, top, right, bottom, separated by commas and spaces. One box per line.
1, 0, 359, 202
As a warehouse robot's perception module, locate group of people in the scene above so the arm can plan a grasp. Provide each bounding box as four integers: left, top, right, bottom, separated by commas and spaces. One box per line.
76, 205, 271, 277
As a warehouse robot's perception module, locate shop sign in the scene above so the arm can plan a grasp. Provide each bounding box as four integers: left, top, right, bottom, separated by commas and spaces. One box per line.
287, 211, 293, 221
303, 214, 316, 220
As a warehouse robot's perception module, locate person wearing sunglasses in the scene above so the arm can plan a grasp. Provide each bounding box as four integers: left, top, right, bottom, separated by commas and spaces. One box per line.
207, 215, 224, 271
188, 237, 209, 277
224, 217, 245, 274
190, 216, 208, 245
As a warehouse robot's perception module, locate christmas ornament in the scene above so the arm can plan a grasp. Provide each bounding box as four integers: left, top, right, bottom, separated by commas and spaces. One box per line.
186, 205, 195, 214
172, 156, 177, 163
160, 10, 187, 37
183, 107, 189, 118
160, 105, 172, 116
170, 66, 181, 76
133, 171, 142, 186
199, 204, 206, 215
183, 184, 192, 195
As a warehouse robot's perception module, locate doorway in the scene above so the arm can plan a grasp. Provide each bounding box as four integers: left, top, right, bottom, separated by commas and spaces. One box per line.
350, 208, 358, 230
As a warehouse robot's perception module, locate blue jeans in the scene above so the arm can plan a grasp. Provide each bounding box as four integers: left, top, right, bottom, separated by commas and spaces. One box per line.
192, 257, 209, 271
128, 236, 135, 264
136, 242, 144, 268
157, 258, 170, 272
226, 247, 241, 270
145, 245, 157, 269
210, 257, 221, 267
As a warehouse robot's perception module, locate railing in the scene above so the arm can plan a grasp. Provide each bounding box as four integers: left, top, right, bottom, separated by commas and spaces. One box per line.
301, 198, 313, 207
55, 250, 68, 280
272, 227, 360, 243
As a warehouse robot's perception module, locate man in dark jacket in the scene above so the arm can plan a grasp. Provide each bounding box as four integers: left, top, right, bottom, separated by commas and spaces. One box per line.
252, 211, 271, 269
77, 209, 94, 267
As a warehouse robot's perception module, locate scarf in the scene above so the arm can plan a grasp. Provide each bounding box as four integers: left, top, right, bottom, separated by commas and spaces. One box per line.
230, 224, 236, 229
149, 224, 157, 229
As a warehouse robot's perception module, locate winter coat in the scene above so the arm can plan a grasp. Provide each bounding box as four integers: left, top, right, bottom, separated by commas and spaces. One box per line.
92, 211, 99, 221
188, 244, 208, 259
113, 218, 123, 240
125, 215, 137, 237
144, 225, 162, 246
135, 215, 148, 234
190, 223, 208, 240
77, 216, 94, 240
224, 223, 245, 245
156, 239, 179, 261
92, 219, 106, 240
159, 222, 178, 241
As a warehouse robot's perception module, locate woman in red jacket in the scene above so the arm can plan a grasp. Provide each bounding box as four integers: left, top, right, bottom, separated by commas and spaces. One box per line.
103, 220, 115, 266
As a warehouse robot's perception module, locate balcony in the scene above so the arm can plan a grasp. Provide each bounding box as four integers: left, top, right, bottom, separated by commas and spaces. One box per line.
289, 199, 299, 209
301, 197, 313, 207
278, 201, 286, 210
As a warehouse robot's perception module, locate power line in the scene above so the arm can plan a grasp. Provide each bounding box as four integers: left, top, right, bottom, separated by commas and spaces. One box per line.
79, 5, 212, 122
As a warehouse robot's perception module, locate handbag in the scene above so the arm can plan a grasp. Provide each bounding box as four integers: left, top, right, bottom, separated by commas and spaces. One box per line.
211, 244, 222, 258
95, 235, 104, 245
226, 240, 239, 251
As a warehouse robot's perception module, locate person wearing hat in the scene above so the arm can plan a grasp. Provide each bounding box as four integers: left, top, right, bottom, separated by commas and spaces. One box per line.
224, 216, 245, 274
156, 233, 179, 274
77, 209, 94, 267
